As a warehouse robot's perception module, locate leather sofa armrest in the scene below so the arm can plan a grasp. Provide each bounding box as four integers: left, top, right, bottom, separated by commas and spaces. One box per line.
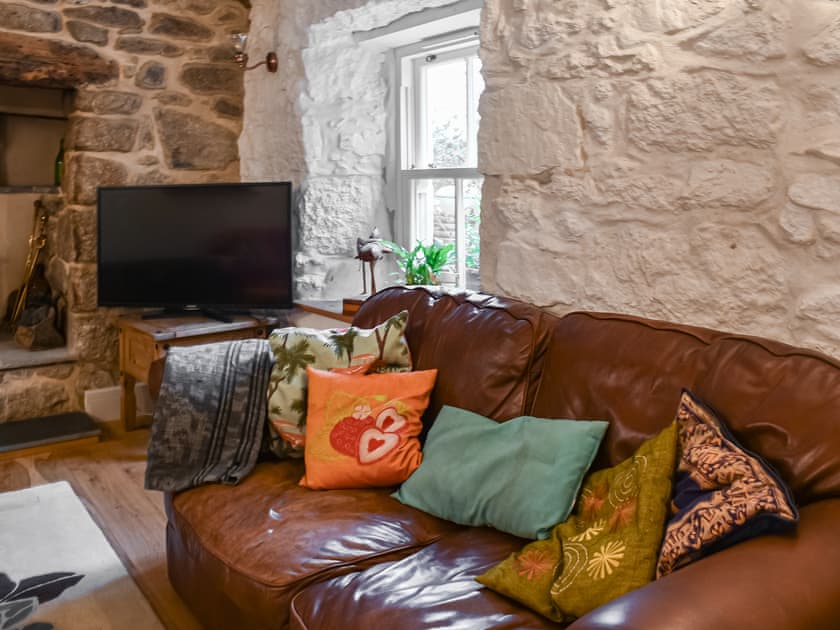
148, 356, 166, 401
569, 499, 840, 630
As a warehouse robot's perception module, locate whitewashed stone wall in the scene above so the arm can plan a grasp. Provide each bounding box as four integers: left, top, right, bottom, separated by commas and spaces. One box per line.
243, 0, 458, 297
244, 0, 840, 358
478, 0, 840, 359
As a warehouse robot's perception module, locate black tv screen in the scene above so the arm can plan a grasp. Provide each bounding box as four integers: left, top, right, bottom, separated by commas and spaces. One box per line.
97, 182, 293, 311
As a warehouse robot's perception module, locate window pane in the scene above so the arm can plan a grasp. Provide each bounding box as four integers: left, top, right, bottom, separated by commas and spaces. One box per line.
463, 177, 481, 291
426, 58, 468, 168
411, 177, 481, 290
413, 178, 454, 249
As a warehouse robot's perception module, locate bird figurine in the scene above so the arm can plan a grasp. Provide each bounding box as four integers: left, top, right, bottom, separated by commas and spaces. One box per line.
355, 227, 393, 295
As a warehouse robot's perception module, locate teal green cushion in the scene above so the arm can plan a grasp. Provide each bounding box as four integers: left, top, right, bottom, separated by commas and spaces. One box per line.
393, 406, 608, 539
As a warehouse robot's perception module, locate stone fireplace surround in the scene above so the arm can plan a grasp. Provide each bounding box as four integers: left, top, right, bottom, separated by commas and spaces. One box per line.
0, 0, 249, 423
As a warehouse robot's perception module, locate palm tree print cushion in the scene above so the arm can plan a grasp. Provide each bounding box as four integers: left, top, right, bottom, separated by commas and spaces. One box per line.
656, 389, 798, 578
477, 422, 678, 622
266, 311, 411, 458
299, 367, 437, 489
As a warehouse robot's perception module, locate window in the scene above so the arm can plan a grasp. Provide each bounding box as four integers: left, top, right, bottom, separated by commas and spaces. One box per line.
392, 29, 483, 290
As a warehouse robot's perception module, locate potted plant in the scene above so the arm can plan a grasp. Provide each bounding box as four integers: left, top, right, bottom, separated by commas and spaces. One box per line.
385, 240, 455, 285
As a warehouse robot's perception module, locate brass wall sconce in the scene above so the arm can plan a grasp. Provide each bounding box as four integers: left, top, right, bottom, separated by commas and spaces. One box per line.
231, 33, 277, 73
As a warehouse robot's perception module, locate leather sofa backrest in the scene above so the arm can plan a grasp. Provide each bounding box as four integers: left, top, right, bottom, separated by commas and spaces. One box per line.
354, 287, 550, 436
531, 311, 840, 506
530, 311, 723, 471
357, 288, 840, 505
693, 335, 840, 505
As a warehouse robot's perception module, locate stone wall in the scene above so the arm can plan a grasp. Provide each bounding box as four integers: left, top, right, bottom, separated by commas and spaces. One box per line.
242, 0, 458, 297
478, 0, 840, 359
0, 0, 248, 422
242, 0, 840, 358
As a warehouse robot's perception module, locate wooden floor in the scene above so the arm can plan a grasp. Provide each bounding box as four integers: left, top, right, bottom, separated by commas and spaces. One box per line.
0, 424, 202, 630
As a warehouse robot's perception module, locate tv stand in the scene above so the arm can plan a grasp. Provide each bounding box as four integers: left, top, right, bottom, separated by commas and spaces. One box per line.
141, 307, 234, 323
118, 313, 283, 430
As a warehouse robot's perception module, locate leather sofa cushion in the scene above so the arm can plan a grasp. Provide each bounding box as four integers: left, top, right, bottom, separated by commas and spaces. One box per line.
166, 461, 457, 629
353, 287, 551, 435
289, 528, 558, 630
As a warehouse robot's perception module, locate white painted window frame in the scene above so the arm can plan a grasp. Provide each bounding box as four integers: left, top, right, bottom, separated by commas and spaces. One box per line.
389, 30, 481, 287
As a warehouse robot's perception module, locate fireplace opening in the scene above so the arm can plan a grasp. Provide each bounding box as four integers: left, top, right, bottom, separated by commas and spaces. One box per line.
0, 85, 71, 368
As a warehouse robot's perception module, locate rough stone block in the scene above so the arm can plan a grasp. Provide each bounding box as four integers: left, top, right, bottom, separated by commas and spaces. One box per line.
659, 0, 728, 34
174, 0, 215, 15
0, 378, 72, 423
797, 288, 840, 341
692, 10, 787, 61
299, 176, 379, 256
67, 312, 119, 367
67, 20, 108, 46
149, 13, 213, 41
179, 63, 243, 95
478, 81, 582, 175
591, 158, 681, 211
70, 117, 139, 152
35, 365, 76, 380
679, 159, 775, 210
788, 174, 840, 213
115, 36, 183, 57
75, 89, 142, 114
63, 6, 144, 31
214, 97, 243, 118
62, 206, 97, 263
135, 61, 167, 89
207, 44, 237, 63
779, 202, 817, 245
0, 3, 61, 33
64, 154, 128, 205
214, 5, 249, 30
112, 0, 147, 8
134, 169, 171, 185
66, 263, 97, 312
154, 108, 239, 170
155, 91, 192, 106
627, 71, 781, 152
803, 16, 840, 66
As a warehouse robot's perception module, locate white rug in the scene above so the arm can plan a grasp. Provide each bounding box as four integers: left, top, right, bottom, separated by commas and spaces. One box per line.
0, 481, 163, 630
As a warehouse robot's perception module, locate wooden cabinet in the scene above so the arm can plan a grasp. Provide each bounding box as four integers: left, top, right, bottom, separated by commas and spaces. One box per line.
118, 315, 280, 430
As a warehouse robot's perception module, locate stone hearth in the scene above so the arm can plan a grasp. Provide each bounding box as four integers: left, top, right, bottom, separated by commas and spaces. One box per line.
0, 0, 250, 423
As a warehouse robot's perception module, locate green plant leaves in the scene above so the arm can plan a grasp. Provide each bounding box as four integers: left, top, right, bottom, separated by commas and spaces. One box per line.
383, 240, 455, 285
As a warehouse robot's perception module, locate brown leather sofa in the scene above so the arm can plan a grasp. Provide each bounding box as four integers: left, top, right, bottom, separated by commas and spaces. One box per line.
164, 286, 840, 629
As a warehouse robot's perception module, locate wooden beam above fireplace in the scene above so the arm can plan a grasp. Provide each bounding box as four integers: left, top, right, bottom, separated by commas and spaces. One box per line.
0, 32, 118, 89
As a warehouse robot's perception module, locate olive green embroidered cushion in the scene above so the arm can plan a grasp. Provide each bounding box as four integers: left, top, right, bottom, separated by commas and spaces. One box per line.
266, 311, 411, 458
477, 422, 678, 623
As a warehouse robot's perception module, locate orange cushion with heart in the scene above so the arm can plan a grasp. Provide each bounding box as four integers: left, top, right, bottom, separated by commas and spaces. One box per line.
300, 367, 438, 490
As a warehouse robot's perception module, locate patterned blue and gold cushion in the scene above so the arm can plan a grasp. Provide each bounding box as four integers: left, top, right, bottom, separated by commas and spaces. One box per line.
656, 389, 799, 578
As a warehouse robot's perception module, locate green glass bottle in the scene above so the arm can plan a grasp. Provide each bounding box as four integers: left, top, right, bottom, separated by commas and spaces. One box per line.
54, 137, 65, 187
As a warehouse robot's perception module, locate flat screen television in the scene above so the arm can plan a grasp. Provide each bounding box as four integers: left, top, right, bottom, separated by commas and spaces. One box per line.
97, 182, 293, 314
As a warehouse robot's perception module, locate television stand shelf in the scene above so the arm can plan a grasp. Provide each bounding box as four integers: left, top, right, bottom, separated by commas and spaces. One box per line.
118, 314, 282, 430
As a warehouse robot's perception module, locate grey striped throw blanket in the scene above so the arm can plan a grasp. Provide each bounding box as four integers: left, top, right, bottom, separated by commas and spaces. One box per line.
145, 339, 274, 492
